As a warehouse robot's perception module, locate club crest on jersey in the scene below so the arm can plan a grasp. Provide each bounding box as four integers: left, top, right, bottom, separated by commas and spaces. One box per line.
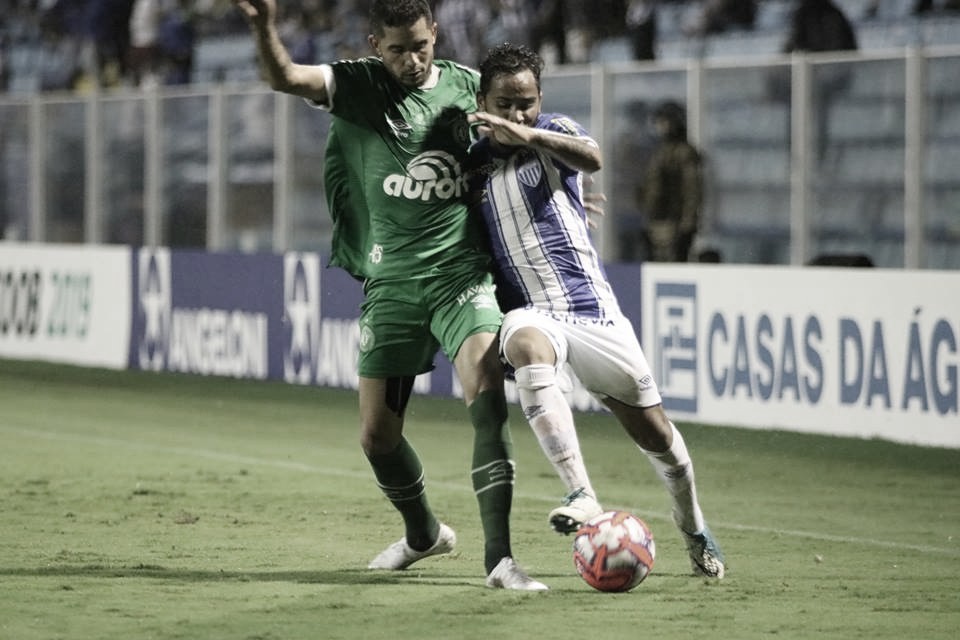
434, 106, 473, 148
359, 322, 376, 352
516, 157, 543, 189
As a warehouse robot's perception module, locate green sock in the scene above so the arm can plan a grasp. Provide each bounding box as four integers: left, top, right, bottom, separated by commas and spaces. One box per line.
366, 437, 439, 551
469, 389, 514, 574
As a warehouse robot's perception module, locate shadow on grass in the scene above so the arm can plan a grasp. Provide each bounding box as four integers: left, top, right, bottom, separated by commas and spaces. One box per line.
0, 565, 483, 587
0, 565, 710, 592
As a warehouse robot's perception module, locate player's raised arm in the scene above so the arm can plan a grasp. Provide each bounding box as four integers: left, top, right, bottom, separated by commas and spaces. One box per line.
527, 124, 602, 174
233, 0, 329, 104
468, 110, 603, 174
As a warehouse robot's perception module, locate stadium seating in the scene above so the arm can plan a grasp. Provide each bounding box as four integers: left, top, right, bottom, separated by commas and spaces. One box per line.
1, 0, 957, 268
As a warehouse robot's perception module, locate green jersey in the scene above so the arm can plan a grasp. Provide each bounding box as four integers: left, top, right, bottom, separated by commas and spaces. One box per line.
323, 58, 490, 281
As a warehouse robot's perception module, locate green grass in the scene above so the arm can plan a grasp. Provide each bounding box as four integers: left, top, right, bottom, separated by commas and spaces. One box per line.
1, 359, 958, 640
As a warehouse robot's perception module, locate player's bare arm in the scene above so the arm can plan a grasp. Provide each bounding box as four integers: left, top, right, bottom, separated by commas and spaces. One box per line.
233, 0, 329, 104
469, 111, 602, 173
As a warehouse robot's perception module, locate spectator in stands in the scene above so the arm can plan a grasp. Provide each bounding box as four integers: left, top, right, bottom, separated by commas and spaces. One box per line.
782, 0, 857, 55
36, 0, 88, 91
685, 0, 757, 37
593, 0, 632, 49
529, 0, 568, 64
128, 0, 161, 86
638, 100, 704, 262
279, 5, 318, 64
911, 0, 960, 14
488, 0, 535, 54
88, 0, 136, 87
562, 0, 593, 62
329, 1, 370, 60
157, 0, 196, 85
433, 0, 491, 68
559, 0, 635, 63
625, 0, 657, 61
780, 0, 858, 160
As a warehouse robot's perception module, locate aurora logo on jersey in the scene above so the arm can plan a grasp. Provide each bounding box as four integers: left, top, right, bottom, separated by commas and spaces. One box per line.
382, 151, 467, 201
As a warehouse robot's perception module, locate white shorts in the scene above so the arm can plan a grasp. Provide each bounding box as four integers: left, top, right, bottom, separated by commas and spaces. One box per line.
499, 307, 663, 408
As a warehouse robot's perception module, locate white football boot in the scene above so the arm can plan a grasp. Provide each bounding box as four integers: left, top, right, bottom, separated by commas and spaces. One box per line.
485, 557, 549, 591
548, 487, 603, 534
367, 523, 456, 570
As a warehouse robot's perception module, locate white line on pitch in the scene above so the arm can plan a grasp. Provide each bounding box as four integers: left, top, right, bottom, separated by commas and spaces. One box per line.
4, 425, 958, 558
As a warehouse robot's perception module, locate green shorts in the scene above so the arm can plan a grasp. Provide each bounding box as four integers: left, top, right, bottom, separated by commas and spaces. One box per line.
357, 270, 503, 378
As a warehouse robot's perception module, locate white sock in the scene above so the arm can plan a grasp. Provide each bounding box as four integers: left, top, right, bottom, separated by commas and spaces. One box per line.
515, 364, 596, 499
640, 422, 704, 534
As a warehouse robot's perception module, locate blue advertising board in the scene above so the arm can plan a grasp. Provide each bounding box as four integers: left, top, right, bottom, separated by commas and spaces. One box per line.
127, 247, 644, 404
130, 248, 284, 379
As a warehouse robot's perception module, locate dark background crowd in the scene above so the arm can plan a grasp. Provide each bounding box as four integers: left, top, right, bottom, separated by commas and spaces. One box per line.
2, 0, 959, 94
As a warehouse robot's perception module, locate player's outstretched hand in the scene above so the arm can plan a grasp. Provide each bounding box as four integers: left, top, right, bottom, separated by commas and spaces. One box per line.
468, 111, 534, 148
233, 0, 276, 26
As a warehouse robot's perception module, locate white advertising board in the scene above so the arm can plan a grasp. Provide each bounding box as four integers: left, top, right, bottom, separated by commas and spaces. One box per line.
641, 264, 960, 449
0, 243, 131, 369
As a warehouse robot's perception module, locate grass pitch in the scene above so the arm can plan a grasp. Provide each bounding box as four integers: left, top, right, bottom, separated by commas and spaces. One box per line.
1, 359, 958, 640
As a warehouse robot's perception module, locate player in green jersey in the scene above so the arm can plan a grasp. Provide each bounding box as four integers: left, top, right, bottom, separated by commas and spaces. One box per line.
233, 0, 546, 590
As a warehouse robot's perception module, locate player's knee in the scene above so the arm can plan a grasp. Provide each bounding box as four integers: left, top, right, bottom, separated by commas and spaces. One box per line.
503, 326, 554, 366
359, 425, 399, 457
514, 363, 557, 390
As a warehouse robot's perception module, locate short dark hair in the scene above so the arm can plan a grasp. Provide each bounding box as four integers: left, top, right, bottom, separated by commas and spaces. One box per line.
369, 0, 433, 36
653, 100, 688, 141
478, 43, 545, 95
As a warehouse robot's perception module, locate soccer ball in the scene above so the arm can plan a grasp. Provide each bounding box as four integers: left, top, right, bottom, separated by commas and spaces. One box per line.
573, 510, 655, 592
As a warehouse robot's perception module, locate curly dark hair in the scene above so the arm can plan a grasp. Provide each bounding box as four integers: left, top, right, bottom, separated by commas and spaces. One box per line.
478, 43, 545, 95
369, 0, 433, 36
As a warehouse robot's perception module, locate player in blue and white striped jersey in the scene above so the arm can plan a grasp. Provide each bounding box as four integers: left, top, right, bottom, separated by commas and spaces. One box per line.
467, 109, 615, 317
466, 43, 726, 579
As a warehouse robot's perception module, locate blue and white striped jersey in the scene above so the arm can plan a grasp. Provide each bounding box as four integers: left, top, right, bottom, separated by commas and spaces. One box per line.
467, 113, 621, 318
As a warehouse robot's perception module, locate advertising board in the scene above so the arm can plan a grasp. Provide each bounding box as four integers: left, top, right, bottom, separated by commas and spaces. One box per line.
642, 264, 959, 448
0, 243, 131, 368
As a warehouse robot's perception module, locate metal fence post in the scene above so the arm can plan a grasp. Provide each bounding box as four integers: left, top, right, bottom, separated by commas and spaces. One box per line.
144, 86, 164, 248
207, 85, 227, 251
904, 47, 927, 269
789, 53, 812, 267
273, 91, 293, 254
28, 97, 45, 242
84, 90, 103, 243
